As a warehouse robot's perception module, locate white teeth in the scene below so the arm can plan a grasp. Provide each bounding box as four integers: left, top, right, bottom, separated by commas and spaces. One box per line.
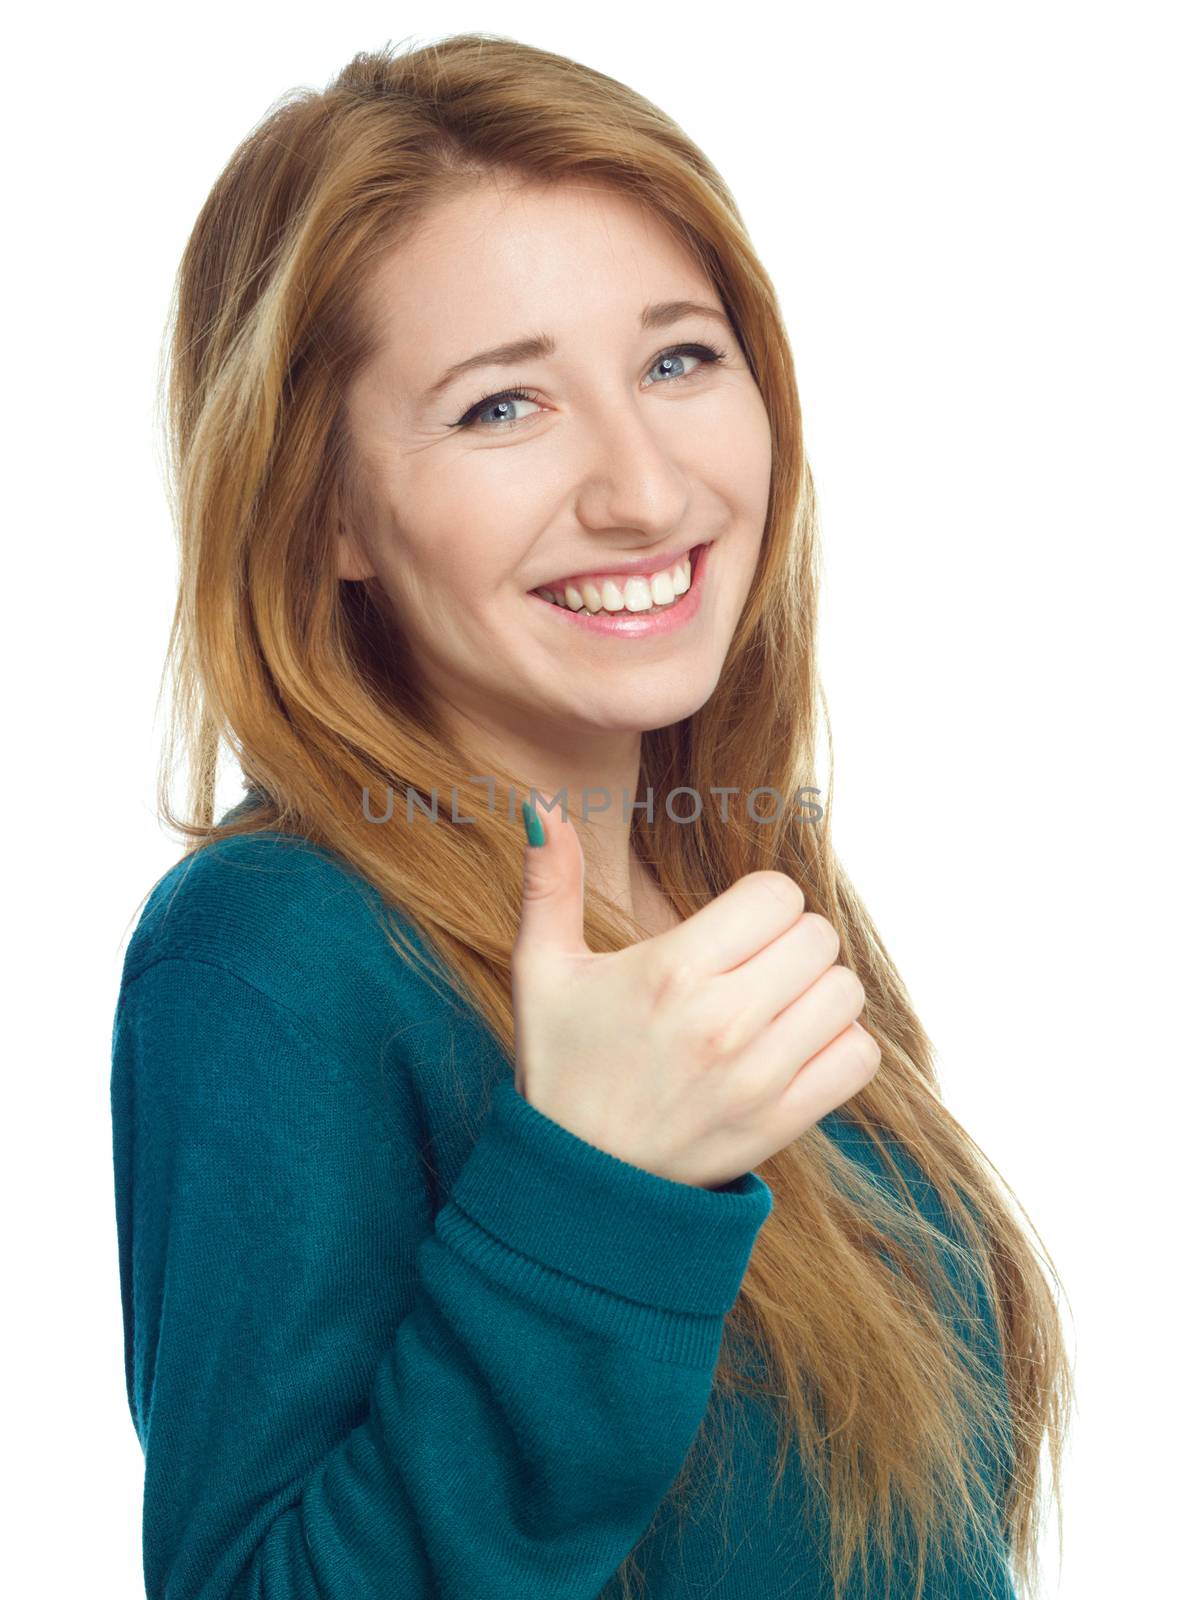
538, 554, 693, 613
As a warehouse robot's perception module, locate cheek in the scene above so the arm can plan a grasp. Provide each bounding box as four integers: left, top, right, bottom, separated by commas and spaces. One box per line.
736, 395, 774, 479
734, 412, 774, 542
376, 534, 512, 632
395, 471, 538, 591
708, 394, 772, 491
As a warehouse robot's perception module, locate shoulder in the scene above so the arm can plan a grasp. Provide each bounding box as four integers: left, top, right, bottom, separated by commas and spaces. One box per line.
124, 825, 375, 977
118, 812, 450, 1065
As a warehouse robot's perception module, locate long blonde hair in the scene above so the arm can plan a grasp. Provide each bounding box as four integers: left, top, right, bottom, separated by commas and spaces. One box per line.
149, 33, 1073, 1600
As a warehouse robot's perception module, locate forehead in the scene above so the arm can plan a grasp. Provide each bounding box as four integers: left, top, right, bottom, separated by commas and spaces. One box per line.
357, 180, 716, 376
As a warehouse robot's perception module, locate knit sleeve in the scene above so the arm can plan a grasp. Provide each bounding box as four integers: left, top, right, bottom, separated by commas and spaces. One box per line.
110, 955, 772, 1600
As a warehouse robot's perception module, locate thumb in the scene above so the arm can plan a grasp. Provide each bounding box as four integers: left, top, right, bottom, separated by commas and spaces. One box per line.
516, 796, 588, 958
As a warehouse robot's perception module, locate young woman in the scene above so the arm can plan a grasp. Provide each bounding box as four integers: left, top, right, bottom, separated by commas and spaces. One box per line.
110, 33, 1073, 1600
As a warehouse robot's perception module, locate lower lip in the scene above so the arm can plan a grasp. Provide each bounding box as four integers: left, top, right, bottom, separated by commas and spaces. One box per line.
527, 542, 712, 637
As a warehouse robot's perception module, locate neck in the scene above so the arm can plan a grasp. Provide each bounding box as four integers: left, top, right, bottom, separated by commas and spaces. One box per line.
432, 697, 653, 921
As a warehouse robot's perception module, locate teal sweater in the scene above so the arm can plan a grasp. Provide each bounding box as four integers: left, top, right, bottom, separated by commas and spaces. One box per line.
110, 795, 1016, 1598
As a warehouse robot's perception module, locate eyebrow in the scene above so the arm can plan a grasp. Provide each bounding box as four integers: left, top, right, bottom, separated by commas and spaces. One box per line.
422, 299, 732, 405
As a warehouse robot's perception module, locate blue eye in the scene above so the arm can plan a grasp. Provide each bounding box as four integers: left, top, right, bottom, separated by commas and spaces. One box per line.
450, 342, 729, 433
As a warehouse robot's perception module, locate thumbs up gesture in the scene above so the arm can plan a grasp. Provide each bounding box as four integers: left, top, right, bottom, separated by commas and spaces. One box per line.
511, 798, 881, 1190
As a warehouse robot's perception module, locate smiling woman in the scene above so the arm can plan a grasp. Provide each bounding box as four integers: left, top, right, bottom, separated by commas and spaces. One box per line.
334, 175, 771, 783
110, 30, 1072, 1600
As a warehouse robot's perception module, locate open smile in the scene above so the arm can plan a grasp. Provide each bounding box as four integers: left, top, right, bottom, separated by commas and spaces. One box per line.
526, 541, 713, 638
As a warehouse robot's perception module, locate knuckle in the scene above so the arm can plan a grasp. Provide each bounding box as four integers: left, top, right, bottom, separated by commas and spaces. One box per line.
651, 954, 699, 1008
698, 1004, 744, 1061
726, 1068, 773, 1123
519, 872, 560, 907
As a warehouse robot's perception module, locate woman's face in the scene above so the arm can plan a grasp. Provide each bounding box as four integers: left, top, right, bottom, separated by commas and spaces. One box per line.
341, 178, 773, 756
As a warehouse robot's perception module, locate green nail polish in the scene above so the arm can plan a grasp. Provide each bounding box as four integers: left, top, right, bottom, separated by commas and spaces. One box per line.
522, 800, 546, 847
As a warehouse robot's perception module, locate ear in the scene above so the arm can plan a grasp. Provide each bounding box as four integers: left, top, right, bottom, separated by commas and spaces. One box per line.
337, 525, 377, 582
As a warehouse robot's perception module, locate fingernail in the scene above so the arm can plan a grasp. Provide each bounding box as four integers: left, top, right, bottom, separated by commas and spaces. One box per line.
522, 800, 546, 848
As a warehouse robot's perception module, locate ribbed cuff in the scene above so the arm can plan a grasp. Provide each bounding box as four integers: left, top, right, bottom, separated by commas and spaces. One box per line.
447, 1078, 773, 1318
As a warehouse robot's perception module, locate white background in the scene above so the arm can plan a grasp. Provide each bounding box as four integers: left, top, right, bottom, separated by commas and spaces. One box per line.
7, 3, 1172, 1595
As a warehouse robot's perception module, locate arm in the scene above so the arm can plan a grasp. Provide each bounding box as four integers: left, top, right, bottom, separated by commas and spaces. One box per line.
111, 956, 772, 1599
